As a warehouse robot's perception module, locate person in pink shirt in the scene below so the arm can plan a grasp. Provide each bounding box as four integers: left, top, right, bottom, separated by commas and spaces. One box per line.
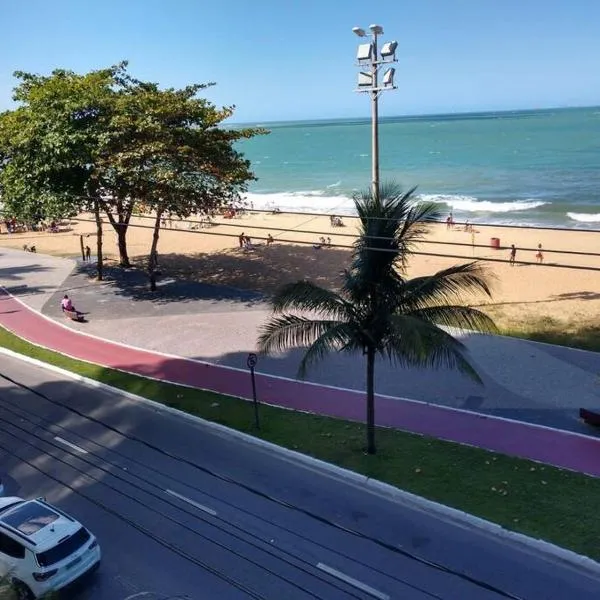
61, 294, 74, 313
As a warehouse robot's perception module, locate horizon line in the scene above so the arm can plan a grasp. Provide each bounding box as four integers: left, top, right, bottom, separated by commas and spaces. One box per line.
229, 103, 600, 127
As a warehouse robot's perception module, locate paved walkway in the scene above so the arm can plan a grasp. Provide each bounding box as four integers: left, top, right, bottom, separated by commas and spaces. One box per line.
2, 285, 600, 477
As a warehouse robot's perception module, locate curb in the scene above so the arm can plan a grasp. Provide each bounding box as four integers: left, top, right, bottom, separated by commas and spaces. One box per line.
1, 346, 600, 580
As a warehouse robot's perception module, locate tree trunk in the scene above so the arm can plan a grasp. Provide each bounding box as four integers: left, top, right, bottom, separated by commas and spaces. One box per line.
366, 346, 376, 454
93, 200, 104, 281
100, 198, 133, 268
116, 222, 130, 267
148, 209, 163, 291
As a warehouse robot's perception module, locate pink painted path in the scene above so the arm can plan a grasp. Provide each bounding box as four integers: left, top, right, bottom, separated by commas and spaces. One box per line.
1, 288, 600, 477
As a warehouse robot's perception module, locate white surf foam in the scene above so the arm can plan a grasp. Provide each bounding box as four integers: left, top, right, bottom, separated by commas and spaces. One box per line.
567, 212, 600, 223
421, 194, 548, 213
241, 190, 550, 219
243, 191, 355, 215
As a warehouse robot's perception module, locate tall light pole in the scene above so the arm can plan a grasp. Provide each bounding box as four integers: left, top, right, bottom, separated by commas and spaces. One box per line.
353, 25, 398, 201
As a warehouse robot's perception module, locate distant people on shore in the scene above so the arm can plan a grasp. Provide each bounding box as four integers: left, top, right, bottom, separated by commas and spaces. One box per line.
446, 213, 455, 229
509, 244, 517, 266
266, 234, 274, 246
85, 245, 91, 261
313, 236, 333, 250
330, 215, 344, 228
536, 243, 544, 263
313, 237, 326, 250
239, 232, 245, 248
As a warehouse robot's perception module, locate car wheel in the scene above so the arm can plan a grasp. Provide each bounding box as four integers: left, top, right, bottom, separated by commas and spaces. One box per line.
10, 580, 34, 600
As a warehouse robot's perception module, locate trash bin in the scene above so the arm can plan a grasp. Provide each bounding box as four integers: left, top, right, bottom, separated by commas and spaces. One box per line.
490, 237, 500, 249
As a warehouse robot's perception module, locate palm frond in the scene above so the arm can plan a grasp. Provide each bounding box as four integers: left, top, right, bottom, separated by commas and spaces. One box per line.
269, 280, 350, 319
297, 322, 360, 378
408, 305, 498, 334
341, 266, 406, 310
351, 184, 442, 278
399, 262, 495, 310
257, 314, 345, 355
382, 314, 482, 382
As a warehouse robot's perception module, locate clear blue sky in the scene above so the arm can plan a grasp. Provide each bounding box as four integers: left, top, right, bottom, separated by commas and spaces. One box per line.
1, 0, 599, 123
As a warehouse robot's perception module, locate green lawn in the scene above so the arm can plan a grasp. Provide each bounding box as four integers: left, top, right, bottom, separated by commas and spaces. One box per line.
1, 325, 599, 560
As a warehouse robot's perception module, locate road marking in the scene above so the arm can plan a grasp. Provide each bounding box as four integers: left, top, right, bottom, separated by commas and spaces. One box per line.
316, 563, 390, 600
165, 489, 217, 516
54, 436, 88, 454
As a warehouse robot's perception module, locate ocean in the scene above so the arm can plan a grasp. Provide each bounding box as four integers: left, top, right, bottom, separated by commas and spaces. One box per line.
236, 106, 600, 229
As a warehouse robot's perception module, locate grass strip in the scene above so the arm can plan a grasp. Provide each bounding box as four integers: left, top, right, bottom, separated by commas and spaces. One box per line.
1, 324, 599, 560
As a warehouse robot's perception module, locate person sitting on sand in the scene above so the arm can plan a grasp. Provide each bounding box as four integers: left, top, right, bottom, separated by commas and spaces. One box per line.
536, 243, 543, 263
266, 234, 274, 246
313, 238, 324, 250
243, 236, 254, 251
509, 244, 517, 266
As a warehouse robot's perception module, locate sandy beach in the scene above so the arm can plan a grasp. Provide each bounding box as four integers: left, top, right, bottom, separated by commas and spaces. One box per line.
1, 210, 599, 331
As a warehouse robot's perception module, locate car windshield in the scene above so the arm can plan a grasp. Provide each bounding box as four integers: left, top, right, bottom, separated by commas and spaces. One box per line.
1, 502, 58, 535
36, 527, 90, 567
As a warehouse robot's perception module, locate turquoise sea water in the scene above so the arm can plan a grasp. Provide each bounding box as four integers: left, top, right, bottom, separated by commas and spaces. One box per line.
237, 106, 600, 228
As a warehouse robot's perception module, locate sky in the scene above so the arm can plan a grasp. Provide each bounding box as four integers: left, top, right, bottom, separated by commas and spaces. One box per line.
1, 0, 599, 123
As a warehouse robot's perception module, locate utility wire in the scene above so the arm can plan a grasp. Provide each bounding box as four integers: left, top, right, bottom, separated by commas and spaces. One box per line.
55, 214, 600, 273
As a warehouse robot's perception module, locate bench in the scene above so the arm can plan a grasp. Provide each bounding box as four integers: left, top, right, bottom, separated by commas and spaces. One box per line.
579, 408, 600, 427
64, 309, 83, 322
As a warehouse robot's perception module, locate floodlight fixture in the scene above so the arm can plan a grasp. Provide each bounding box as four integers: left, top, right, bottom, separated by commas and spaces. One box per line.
382, 68, 396, 87
380, 41, 398, 60
352, 27, 366, 37
356, 43, 373, 62
369, 24, 383, 35
358, 72, 373, 87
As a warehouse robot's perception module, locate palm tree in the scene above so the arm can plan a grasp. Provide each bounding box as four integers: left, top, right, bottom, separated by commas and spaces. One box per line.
257, 183, 497, 454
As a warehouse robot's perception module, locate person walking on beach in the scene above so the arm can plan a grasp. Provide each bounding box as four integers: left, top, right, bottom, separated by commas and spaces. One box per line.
85, 245, 91, 261
239, 232, 245, 248
535, 243, 543, 263
509, 244, 517, 266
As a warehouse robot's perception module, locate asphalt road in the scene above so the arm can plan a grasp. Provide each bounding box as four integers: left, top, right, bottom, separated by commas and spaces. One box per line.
0, 355, 598, 600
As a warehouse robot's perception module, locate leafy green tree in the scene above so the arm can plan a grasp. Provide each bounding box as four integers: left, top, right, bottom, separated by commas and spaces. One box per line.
257, 184, 497, 454
105, 79, 261, 289
0, 66, 120, 279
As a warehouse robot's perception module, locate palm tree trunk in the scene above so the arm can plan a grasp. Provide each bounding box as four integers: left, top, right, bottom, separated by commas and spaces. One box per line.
93, 200, 103, 281
366, 346, 376, 454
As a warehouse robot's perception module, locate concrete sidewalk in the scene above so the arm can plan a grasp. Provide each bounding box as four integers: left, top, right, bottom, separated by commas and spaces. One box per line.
1, 246, 599, 438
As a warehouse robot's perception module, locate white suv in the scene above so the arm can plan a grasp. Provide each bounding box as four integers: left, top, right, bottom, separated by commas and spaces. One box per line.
0, 496, 101, 599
